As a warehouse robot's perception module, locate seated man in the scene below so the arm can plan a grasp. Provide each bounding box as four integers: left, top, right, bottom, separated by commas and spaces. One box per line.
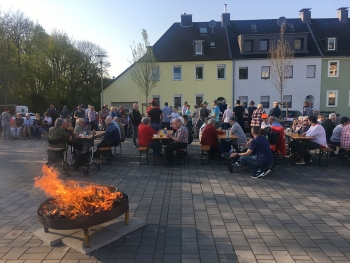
340, 120, 350, 149
268, 116, 282, 127
201, 119, 224, 159
230, 116, 247, 151
138, 117, 162, 161
47, 119, 72, 164
322, 113, 337, 143
230, 126, 274, 179
330, 117, 349, 158
260, 114, 270, 129
164, 118, 188, 167
11, 113, 24, 139
74, 118, 87, 133
182, 115, 193, 145
295, 115, 327, 165
23, 113, 34, 138
94, 116, 120, 157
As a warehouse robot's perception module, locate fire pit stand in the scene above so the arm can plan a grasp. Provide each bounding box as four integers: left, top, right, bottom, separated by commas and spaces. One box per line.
38, 193, 129, 248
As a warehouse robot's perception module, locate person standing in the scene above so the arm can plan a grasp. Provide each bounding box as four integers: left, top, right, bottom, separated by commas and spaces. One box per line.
219, 100, 228, 118
222, 105, 233, 130
247, 100, 257, 131
88, 106, 97, 131
161, 102, 172, 130
74, 105, 85, 121
233, 100, 246, 130
199, 102, 209, 124
269, 102, 281, 119
147, 101, 163, 131
192, 104, 200, 138
182, 101, 188, 116
211, 100, 221, 128
302, 101, 314, 117
130, 103, 142, 147
60, 105, 69, 119
250, 104, 266, 129
1, 107, 11, 140
185, 105, 192, 127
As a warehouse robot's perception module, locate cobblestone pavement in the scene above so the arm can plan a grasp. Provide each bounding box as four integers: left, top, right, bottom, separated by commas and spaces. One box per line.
0, 137, 350, 263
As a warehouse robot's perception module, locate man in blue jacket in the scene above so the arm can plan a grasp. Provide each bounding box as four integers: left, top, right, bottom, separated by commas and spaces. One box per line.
94, 116, 120, 157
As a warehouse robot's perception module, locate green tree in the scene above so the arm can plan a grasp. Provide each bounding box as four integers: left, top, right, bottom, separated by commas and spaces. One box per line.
129, 29, 160, 103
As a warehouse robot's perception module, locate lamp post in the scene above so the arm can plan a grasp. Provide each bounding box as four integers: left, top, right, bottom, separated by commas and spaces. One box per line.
96, 54, 106, 109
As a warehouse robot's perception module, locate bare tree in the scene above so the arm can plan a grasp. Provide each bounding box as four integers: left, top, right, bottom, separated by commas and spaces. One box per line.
129, 29, 160, 103
268, 24, 294, 108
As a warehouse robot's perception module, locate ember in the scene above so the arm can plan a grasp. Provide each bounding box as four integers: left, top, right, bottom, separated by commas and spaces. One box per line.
35, 165, 124, 219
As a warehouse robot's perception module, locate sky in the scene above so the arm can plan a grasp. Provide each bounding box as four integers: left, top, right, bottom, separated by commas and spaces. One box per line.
1, 0, 349, 78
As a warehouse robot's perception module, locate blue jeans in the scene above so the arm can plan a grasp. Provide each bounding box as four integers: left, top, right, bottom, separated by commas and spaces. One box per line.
239, 155, 260, 173
149, 141, 162, 157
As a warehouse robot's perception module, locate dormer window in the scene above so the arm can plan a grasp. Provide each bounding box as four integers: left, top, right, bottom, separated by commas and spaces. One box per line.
244, 40, 253, 52
294, 38, 303, 51
199, 27, 208, 34
194, 40, 204, 55
210, 41, 216, 48
328, 38, 335, 51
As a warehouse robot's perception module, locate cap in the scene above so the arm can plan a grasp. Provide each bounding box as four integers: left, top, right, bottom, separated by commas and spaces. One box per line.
202, 101, 208, 105
229, 116, 237, 122
262, 114, 268, 118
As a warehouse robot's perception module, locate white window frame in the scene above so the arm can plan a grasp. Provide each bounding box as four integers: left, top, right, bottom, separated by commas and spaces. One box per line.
328, 60, 339, 77
239, 67, 248, 79
283, 95, 292, 108
285, 66, 293, 78
173, 66, 182, 80
306, 65, 316, 78
151, 66, 160, 81
261, 96, 270, 108
328, 38, 336, 51
217, 64, 226, 80
194, 40, 204, 55
294, 38, 303, 50
261, 66, 270, 79
244, 40, 253, 52
195, 65, 204, 80
326, 90, 338, 107
260, 39, 268, 51
173, 94, 182, 109
239, 96, 248, 108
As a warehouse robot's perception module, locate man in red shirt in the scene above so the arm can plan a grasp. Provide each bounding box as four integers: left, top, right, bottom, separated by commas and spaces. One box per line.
138, 117, 162, 161
201, 119, 224, 159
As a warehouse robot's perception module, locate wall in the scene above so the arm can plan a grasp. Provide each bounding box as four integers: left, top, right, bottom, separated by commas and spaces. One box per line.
103, 60, 233, 113
233, 58, 322, 114
320, 58, 350, 116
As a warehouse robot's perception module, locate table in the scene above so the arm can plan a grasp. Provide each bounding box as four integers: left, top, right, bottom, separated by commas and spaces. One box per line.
217, 133, 238, 140
151, 130, 173, 141
285, 132, 314, 141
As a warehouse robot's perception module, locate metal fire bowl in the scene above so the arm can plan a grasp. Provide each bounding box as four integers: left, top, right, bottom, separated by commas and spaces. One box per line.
37, 193, 129, 230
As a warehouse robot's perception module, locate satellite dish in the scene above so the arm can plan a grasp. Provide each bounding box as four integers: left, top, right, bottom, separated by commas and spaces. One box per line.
277, 16, 287, 27
209, 20, 216, 33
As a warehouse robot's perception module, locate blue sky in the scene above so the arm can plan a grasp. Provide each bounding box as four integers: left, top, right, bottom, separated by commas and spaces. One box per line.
1, 0, 349, 77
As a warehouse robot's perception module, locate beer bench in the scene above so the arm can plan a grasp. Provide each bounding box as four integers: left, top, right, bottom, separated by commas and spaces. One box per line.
138, 146, 149, 165
200, 145, 211, 165
99, 147, 113, 165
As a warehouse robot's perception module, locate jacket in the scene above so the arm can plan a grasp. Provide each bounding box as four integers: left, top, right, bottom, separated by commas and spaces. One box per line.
270, 126, 286, 156
138, 123, 157, 147
130, 108, 142, 126
104, 123, 120, 146
201, 125, 223, 148
48, 126, 70, 149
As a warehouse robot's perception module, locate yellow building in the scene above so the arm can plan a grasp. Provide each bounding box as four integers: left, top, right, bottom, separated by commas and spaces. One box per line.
103, 13, 233, 113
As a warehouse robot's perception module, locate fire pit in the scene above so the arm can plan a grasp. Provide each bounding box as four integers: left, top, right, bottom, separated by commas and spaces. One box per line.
35, 166, 129, 248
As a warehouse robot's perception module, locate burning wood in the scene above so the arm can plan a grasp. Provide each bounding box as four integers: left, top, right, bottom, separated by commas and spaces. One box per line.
35, 166, 125, 219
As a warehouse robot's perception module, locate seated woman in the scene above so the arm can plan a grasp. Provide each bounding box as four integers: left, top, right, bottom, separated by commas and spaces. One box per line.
201, 119, 224, 159
138, 117, 162, 161
39, 112, 52, 138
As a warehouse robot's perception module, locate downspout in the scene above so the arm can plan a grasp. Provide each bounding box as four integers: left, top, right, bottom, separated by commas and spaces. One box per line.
225, 26, 235, 104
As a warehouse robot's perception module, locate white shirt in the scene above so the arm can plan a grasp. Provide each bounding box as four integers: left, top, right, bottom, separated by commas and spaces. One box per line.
223, 109, 233, 123
306, 124, 327, 147
45, 117, 52, 124
171, 112, 180, 120
261, 121, 270, 129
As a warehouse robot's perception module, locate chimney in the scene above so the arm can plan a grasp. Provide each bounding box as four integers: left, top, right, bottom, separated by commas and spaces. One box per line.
181, 13, 193, 27
337, 7, 349, 23
299, 8, 311, 24
221, 4, 230, 27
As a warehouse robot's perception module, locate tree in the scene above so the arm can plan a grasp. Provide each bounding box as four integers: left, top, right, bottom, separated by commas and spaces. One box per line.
129, 29, 160, 103
268, 24, 294, 111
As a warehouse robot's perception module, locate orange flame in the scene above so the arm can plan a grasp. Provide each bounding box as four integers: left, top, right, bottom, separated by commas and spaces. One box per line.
34, 165, 122, 219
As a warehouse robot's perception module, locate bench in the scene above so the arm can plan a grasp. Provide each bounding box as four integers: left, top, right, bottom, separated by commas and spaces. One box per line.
317, 147, 334, 166
174, 148, 187, 165
138, 147, 149, 165
113, 143, 122, 155
201, 145, 211, 165
99, 147, 112, 165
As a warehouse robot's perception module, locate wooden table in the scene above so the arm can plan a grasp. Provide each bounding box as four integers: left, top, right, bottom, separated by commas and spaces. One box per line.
217, 133, 238, 140
285, 132, 314, 141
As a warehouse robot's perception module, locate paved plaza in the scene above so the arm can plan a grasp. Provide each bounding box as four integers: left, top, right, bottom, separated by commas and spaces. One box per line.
0, 138, 350, 263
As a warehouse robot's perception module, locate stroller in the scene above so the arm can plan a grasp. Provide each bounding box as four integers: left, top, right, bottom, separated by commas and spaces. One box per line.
71, 137, 100, 176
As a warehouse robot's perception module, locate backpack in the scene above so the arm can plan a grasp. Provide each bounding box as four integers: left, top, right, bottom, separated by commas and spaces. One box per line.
267, 128, 279, 145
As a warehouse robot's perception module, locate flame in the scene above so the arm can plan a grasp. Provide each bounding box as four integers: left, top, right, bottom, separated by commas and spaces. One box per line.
34, 165, 123, 219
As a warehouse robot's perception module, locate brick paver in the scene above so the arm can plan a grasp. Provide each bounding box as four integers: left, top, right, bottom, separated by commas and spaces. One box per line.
0, 137, 349, 262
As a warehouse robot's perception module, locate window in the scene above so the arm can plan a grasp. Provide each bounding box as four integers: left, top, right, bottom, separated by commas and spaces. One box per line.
174, 95, 182, 109
173, 66, 182, 80
196, 95, 204, 106
326, 90, 338, 107
151, 66, 160, 81
283, 95, 292, 108
261, 66, 270, 79
194, 41, 203, 55
260, 40, 268, 51
307, 65, 316, 78
261, 96, 270, 108
239, 67, 248, 79
328, 61, 339, 77
195, 65, 204, 80
199, 27, 208, 34
152, 95, 160, 106
217, 65, 226, 79
328, 38, 335, 50
285, 66, 293, 78
210, 41, 216, 47
244, 40, 253, 52
239, 96, 248, 108
294, 38, 303, 50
